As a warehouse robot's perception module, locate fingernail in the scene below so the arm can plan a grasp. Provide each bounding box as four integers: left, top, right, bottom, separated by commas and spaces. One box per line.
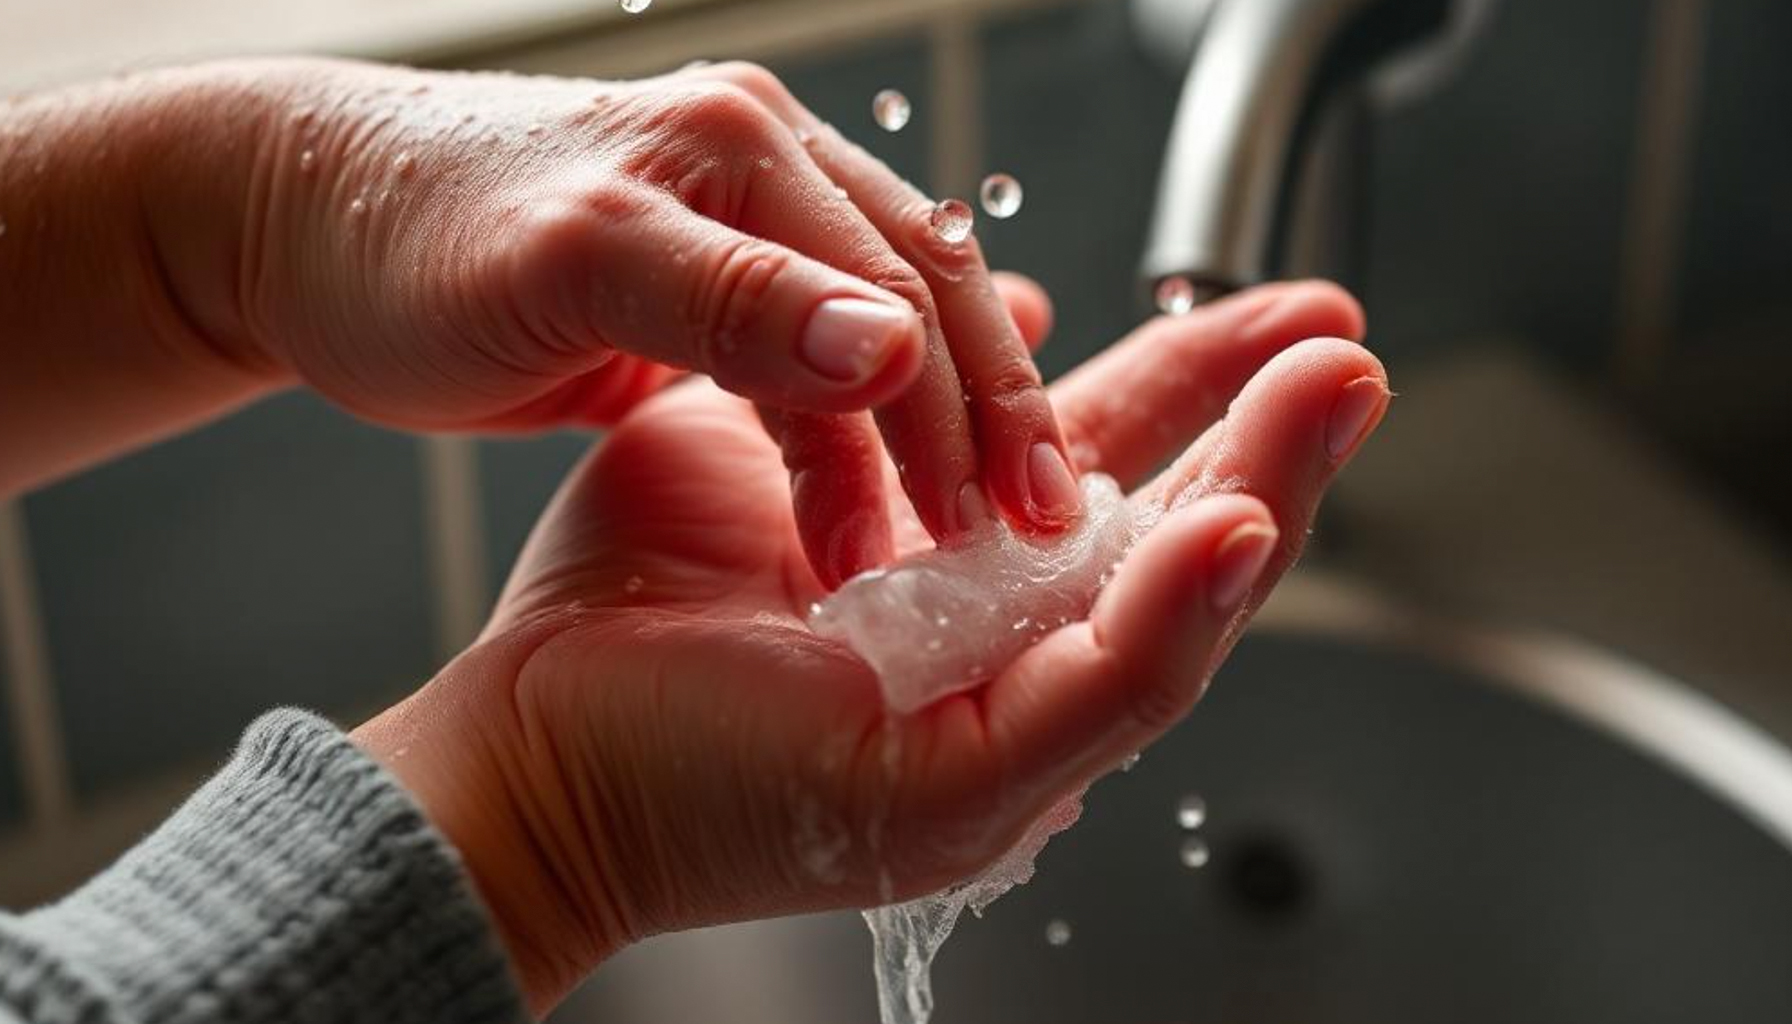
801, 297, 917, 383
1209, 522, 1278, 613
956, 481, 990, 531
1325, 376, 1389, 461
1026, 442, 1081, 522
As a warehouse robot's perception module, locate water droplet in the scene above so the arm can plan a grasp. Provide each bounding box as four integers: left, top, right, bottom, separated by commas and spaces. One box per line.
349, 196, 369, 217
930, 199, 973, 244
1155, 275, 1197, 316
620, 0, 652, 12
393, 152, 414, 176
979, 173, 1023, 219
1176, 793, 1206, 830
1178, 836, 1210, 869
834, 186, 850, 201
872, 89, 911, 132
1011, 616, 1031, 631
680, 58, 712, 71
794, 125, 814, 146
1044, 918, 1072, 946
1119, 751, 1141, 772
808, 601, 824, 618
934, 614, 950, 628
297, 149, 317, 173
623, 574, 644, 594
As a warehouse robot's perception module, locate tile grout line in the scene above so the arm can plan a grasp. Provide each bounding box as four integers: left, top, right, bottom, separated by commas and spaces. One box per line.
419, 437, 491, 664
927, 8, 987, 202
1613, 0, 1708, 395
0, 502, 73, 829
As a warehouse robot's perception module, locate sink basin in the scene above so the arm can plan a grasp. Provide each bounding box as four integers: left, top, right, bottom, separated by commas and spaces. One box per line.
550, 579, 1792, 1024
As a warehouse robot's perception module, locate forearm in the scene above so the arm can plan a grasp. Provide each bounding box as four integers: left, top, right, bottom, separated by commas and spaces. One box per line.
0, 63, 297, 497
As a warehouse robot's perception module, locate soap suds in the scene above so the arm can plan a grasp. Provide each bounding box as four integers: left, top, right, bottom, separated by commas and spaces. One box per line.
811, 474, 1139, 713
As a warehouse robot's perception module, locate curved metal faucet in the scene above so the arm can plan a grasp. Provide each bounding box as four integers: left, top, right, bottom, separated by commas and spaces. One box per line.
1137, 0, 1491, 304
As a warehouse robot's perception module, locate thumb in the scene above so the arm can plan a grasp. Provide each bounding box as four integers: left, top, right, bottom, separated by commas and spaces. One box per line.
504, 187, 928, 413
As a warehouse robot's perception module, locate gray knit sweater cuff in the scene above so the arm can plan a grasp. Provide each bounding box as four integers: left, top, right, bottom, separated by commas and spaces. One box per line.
0, 709, 529, 1024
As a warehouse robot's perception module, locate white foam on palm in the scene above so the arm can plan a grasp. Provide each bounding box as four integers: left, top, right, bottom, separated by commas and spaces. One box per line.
808, 472, 1147, 1024
810, 473, 1139, 714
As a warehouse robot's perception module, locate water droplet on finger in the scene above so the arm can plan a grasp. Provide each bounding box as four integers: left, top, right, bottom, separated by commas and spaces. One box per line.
930, 199, 974, 244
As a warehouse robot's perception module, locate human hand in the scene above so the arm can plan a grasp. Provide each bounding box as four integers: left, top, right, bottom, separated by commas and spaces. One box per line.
353, 280, 1384, 1013
175, 58, 1070, 584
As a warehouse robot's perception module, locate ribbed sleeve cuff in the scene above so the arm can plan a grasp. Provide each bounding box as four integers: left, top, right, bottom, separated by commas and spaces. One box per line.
0, 709, 529, 1024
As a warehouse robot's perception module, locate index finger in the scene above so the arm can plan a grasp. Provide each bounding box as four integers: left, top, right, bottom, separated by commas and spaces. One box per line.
685, 63, 1082, 534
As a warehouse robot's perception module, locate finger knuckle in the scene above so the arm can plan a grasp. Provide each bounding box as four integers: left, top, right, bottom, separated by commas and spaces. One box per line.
1129, 675, 1194, 733
711, 61, 788, 105
863, 261, 933, 320
691, 238, 790, 371
676, 81, 776, 145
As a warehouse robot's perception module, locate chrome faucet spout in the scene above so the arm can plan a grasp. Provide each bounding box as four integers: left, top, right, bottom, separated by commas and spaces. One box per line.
1138, 0, 1476, 303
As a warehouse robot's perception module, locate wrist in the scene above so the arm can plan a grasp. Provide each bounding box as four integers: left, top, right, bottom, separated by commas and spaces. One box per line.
353, 613, 632, 1016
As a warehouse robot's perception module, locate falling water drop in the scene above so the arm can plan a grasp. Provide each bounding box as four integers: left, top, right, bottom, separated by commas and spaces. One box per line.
1176, 793, 1206, 830
1155, 276, 1197, 316
979, 173, 1023, 219
1044, 919, 1073, 947
619, 0, 652, 13
871, 89, 912, 132
930, 199, 974, 244
1179, 837, 1211, 870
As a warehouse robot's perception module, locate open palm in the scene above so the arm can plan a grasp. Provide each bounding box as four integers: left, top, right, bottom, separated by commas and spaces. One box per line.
391, 282, 1384, 1009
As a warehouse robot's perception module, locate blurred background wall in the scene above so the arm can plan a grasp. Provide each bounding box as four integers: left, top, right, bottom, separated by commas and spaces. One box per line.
2, 0, 1788, 905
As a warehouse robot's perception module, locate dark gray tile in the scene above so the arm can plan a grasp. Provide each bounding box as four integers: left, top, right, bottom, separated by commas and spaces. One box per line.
25, 394, 437, 795
1365, 0, 1648, 373
480, 433, 595, 597
981, 2, 1185, 379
